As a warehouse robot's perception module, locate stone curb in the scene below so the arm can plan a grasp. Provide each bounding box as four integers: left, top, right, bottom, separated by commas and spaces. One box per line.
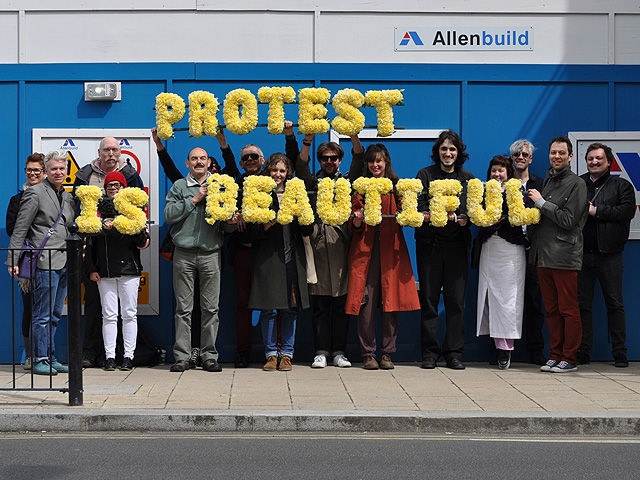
2, 410, 640, 435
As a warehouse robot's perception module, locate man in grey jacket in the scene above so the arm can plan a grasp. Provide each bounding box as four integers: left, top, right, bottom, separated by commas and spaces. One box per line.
164, 147, 238, 373
528, 135, 588, 373
7, 150, 75, 375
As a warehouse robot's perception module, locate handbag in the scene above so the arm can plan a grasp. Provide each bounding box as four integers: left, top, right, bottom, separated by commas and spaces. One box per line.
17, 203, 65, 279
17, 239, 39, 279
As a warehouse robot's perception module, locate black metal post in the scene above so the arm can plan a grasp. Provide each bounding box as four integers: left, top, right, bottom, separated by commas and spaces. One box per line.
66, 223, 83, 406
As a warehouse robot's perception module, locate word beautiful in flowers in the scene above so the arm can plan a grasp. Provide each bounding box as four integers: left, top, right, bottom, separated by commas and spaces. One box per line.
430, 178, 540, 227
155, 87, 403, 140
75, 187, 149, 235
206, 175, 422, 228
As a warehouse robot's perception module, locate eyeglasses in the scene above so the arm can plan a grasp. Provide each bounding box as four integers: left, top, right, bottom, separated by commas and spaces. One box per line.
25, 168, 44, 174
319, 154, 340, 162
105, 183, 124, 190
241, 153, 261, 162
513, 152, 531, 159
101, 147, 120, 153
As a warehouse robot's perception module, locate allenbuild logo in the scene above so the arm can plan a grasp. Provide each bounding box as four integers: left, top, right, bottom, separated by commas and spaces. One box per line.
395, 27, 533, 51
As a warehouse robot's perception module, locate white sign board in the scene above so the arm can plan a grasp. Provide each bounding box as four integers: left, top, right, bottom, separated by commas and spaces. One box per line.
569, 131, 640, 240
32, 129, 160, 315
395, 27, 533, 51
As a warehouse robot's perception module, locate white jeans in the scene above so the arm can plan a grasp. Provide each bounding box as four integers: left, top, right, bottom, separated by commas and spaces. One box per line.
97, 275, 140, 359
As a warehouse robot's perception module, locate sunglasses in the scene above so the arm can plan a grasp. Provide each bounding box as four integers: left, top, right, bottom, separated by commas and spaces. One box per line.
241, 153, 261, 162
25, 168, 44, 174
319, 154, 340, 162
513, 152, 531, 159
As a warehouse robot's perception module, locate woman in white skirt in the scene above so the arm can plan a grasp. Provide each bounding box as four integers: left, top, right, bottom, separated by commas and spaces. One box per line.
476, 155, 527, 369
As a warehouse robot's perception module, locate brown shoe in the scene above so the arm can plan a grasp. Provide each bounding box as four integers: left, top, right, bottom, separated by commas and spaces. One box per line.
379, 354, 394, 370
263, 356, 278, 371
278, 356, 292, 371
363, 356, 379, 370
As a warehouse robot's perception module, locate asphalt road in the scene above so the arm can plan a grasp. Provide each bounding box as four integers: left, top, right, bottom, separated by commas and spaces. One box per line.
2, 432, 640, 479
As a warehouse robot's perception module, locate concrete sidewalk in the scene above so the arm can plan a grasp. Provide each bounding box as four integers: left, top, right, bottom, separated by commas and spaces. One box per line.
1, 361, 639, 434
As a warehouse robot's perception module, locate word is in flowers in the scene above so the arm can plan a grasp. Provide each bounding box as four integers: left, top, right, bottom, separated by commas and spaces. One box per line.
75, 187, 149, 235
155, 87, 403, 139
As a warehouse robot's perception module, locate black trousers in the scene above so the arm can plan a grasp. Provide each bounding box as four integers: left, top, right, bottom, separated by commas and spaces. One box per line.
578, 252, 627, 357
523, 253, 546, 354
416, 242, 468, 362
82, 273, 104, 360
311, 294, 349, 357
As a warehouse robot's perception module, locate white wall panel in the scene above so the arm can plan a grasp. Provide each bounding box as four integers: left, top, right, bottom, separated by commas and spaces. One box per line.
23, 11, 313, 63
0, 12, 17, 63
317, 13, 610, 64
0, 2, 633, 64
615, 14, 640, 65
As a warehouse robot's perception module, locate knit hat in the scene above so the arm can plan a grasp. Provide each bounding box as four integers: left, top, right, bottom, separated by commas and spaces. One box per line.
104, 171, 127, 188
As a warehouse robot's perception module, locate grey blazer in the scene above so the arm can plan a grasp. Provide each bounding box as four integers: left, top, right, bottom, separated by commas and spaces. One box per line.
6, 179, 75, 271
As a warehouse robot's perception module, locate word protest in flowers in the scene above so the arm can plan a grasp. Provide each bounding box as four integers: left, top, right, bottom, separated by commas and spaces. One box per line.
75, 187, 149, 235
155, 87, 403, 139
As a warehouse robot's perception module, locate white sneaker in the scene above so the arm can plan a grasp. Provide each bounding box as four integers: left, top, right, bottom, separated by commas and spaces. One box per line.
312, 354, 327, 368
333, 354, 352, 368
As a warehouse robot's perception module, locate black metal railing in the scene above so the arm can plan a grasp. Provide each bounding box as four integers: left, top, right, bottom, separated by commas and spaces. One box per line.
1, 224, 83, 406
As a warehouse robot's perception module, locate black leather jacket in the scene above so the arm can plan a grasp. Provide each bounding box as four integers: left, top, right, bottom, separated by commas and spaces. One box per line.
580, 171, 636, 254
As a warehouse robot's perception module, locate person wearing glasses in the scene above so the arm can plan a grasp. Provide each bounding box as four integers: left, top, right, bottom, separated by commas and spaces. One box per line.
510, 139, 547, 366
84, 172, 150, 371
6, 150, 75, 375
6, 153, 46, 370
73, 137, 144, 369
291, 121, 364, 369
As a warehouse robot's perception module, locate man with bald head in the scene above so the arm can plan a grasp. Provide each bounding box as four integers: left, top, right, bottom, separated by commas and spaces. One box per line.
164, 147, 239, 373
73, 136, 144, 368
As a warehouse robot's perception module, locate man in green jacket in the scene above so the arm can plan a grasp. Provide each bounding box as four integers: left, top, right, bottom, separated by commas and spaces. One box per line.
164, 147, 238, 373
528, 135, 588, 373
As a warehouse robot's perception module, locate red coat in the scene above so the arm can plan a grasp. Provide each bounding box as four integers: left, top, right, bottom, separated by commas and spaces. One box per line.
345, 192, 420, 315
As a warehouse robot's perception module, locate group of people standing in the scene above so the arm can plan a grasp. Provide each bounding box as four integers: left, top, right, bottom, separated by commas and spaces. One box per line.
156, 125, 635, 374
5, 127, 635, 376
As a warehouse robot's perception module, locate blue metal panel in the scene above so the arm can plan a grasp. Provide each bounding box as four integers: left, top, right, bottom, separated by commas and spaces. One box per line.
0, 62, 639, 364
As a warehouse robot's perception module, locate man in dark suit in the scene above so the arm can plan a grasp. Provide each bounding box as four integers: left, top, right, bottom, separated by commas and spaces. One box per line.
510, 139, 547, 366
6, 150, 75, 375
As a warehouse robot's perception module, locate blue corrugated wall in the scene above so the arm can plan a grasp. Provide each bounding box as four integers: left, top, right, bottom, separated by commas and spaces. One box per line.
1, 62, 638, 363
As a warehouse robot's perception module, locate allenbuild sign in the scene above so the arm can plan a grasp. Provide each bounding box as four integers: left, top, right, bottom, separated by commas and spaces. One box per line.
395, 27, 533, 51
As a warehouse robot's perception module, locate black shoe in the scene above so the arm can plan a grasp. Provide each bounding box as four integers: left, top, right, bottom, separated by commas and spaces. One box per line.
577, 350, 591, 365
202, 359, 222, 372
170, 360, 190, 372
614, 353, 629, 368
497, 349, 511, 370
95, 356, 106, 368
529, 351, 547, 366
235, 351, 250, 368
446, 358, 466, 370
104, 358, 116, 371
82, 357, 94, 368
121, 357, 133, 371
421, 357, 436, 369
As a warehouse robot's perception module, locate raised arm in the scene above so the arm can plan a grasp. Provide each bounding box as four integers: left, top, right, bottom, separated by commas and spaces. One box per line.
217, 127, 240, 180
151, 127, 183, 184
347, 134, 365, 180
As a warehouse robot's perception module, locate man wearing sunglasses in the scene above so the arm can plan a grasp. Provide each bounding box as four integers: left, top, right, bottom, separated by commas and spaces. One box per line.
292, 121, 364, 369
510, 139, 547, 367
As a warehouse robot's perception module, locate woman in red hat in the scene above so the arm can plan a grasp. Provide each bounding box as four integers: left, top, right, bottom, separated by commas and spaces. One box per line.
84, 172, 150, 371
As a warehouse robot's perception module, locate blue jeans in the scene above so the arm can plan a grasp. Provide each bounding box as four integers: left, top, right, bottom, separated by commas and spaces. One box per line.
261, 309, 296, 359
32, 268, 67, 361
